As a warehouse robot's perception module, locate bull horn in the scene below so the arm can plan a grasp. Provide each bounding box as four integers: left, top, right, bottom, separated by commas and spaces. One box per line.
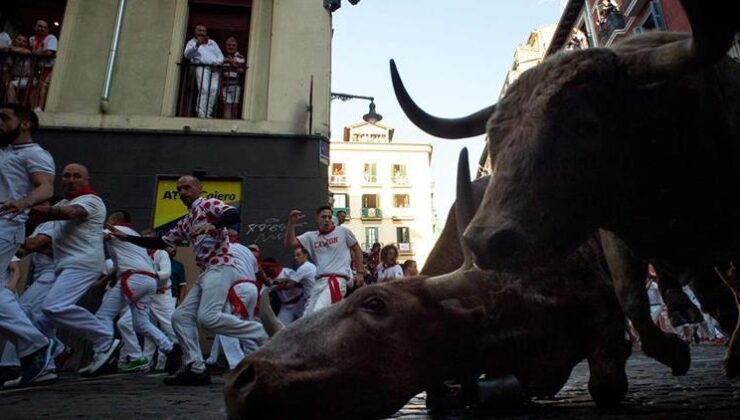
390, 59, 494, 139
456, 148, 475, 269
260, 289, 284, 337
621, 0, 736, 82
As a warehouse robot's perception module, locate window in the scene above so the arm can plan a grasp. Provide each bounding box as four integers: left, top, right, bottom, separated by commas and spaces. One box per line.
391, 164, 408, 184
177, 0, 252, 119
332, 193, 348, 209
362, 194, 379, 208
330, 163, 346, 184
365, 227, 379, 250
634, 1, 666, 34
393, 194, 410, 208
363, 163, 377, 183
0, 0, 67, 110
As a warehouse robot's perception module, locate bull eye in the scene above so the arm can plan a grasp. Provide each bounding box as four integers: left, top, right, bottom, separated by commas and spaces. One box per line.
361, 296, 386, 313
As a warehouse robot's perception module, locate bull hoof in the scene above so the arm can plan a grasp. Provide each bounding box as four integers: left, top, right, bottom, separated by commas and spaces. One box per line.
589, 374, 627, 408
642, 333, 691, 376
722, 353, 740, 379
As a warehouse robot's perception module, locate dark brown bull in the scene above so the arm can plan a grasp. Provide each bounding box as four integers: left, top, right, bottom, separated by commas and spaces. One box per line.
389, 1, 740, 376
224, 150, 630, 419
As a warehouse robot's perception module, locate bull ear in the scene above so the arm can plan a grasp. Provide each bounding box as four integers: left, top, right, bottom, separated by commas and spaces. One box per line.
440, 298, 486, 328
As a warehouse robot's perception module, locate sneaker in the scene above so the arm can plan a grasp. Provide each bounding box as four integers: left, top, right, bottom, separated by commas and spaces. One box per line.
163, 365, 211, 386
3, 370, 57, 388
80, 339, 121, 377
164, 343, 182, 375
118, 357, 150, 373
9, 341, 54, 388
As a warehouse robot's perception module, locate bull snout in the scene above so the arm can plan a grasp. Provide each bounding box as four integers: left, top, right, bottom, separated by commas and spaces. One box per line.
464, 224, 527, 270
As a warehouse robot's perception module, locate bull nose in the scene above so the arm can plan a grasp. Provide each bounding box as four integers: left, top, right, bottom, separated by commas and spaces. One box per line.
465, 225, 524, 269
225, 363, 258, 419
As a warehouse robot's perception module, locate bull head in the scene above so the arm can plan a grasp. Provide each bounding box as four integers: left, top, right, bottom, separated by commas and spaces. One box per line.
224, 150, 488, 420
390, 0, 738, 270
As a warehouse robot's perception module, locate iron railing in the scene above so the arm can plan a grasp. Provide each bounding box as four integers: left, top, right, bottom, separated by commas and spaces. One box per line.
361, 207, 382, 219
176, 62, 247, 119
0, 51, 52, 109
597, 9, 625, 45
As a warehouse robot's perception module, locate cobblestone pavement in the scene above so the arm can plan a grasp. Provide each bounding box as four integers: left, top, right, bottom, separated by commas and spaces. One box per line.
2, 345, 738, 419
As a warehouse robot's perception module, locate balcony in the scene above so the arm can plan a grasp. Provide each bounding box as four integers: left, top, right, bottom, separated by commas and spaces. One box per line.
391, 207, 414, 221
597, 9, 625, 45
392, 175, 410, 186
0, 51, 53, 110
176, 62, 247, 119
362, 174, 378, 185
330, 175, 348, 186
361, 207, 382, 220
398, 242, 414, 255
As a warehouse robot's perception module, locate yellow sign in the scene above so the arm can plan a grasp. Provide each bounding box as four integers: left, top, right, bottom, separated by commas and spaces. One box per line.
153, 178, 243, 230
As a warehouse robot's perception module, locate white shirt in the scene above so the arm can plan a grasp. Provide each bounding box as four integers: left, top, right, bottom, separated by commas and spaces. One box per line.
297, 225, 357, 279
52, 194, 106, 273
230, 242, 259, 280
376, 263, 404, 282
0, 32, 11, 48
105, 225, 156, 276
183, 38, 224, 65
647, 281, 662, 306
277, 261, 316, 304
30, 221, 55, 283
0, 143, 55, 236
152, 249, 172, 289
29, 34, 58, 67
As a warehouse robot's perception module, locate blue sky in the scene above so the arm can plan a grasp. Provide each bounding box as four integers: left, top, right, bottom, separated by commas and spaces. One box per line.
330, 0, 563, 228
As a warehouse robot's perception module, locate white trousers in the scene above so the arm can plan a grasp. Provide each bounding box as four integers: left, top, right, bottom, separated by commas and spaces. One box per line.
118, 291, 177, 361
0, 279, 55, 366
195, 67, 219, 118
206, 280, 264, 369
36, 268, 112, 353
0, 288, 48, 359
96, 275, 173, 355
173, 265, 266, 371
277, 300, 306, 325
0, 235, 21, 286
304, 277, 347, 316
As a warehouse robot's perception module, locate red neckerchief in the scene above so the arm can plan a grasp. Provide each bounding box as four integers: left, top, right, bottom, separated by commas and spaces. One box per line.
260, 262, 282, 279
33, 34, 47, 51
319, 224, 336, 235
147, 249, 157, 258
65, 185, 99, 200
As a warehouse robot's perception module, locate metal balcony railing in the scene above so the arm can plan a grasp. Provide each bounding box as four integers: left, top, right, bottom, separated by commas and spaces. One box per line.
176, 62, 247, 119
330, 175, 348, 185
0, 51, 52, 109
361, 207, 382, 219
398, 242, 413, 254
597, 9, 625, 45
392, 175, 409, 185
363, 174, 378, 184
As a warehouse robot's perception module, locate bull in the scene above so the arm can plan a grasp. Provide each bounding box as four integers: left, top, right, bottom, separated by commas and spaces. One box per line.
224, 150, 630, 419
389, 0, 740, 376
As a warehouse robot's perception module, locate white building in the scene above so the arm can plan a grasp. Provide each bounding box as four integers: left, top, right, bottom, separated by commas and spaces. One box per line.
329, 121, 435, 267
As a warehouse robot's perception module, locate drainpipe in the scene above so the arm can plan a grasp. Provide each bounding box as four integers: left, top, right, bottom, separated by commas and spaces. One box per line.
100, 0, 127, 114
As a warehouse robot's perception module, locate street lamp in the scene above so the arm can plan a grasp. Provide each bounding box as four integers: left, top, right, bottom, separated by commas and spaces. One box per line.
331, 92, 383, 124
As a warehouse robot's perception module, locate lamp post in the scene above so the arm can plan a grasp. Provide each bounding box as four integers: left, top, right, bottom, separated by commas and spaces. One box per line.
331, 92, 383, 124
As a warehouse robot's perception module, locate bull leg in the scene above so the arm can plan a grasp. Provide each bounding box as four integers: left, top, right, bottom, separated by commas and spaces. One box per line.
690, 266, 737, 336
599, 230, 690, 376
585, 301, 630, 408
713, 263, 740, 378
657, 273, 703, 326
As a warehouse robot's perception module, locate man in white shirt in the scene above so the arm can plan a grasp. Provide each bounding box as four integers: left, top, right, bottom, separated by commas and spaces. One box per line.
27, 163, 121, 378
268, 248, 316, 324
0, 104, 56, 388
207, 229, 265, 370
183, 24, 223, 118
29, 20, 58, 111
285, 205, 364, 315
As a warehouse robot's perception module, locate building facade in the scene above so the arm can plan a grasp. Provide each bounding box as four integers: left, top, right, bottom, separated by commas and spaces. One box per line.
1, 0, 336, 276
329, 121, 434, 267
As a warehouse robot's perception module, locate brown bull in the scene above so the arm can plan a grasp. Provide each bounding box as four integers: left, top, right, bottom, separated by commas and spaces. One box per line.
390, 1, 740, 376
224, 150, 630, 419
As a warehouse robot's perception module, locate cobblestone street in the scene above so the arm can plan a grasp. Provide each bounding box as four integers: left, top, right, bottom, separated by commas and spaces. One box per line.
2, 345, 739, 419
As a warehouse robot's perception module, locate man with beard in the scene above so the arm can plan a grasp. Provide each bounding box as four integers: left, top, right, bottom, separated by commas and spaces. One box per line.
0, 104, 56, 388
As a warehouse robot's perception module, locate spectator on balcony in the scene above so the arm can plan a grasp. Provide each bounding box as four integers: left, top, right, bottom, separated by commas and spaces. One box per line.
221, 37, 245, 119
183, 24, 223, 118
402, 260, 418, 277
598, 0, 618, 25
567, 29, 587, 50
4, 35, 34, 105
29, 20, 58, 112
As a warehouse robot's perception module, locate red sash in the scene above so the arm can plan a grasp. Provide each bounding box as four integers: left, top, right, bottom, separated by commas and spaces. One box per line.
228, 279, 259, 319
119, 270, 158, 308
319, 274, 344, 304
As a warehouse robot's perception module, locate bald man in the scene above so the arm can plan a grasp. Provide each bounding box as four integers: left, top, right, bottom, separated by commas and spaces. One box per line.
110, 175, 263, 386
23, 163, 119, 378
